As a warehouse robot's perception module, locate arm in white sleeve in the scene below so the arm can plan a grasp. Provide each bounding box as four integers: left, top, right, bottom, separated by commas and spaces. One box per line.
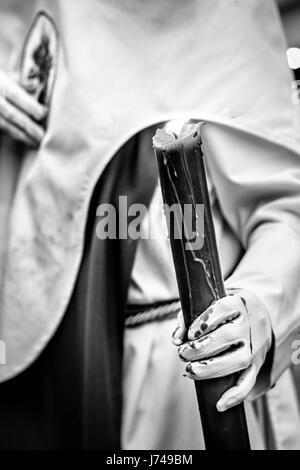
202, 122, 300, 397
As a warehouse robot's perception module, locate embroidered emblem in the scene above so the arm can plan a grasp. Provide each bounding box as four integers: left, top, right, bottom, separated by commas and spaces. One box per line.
20, 11, 58, 107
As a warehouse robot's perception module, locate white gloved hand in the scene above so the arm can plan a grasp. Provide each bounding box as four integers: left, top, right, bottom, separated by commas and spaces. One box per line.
0, 70, 47, 147
172, 289, 273, 412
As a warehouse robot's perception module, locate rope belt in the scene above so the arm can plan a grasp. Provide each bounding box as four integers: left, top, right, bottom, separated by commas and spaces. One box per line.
125, 299, 181, 327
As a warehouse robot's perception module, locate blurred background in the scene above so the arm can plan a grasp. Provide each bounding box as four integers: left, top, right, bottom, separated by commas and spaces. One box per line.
279, 0, 300, 79
278, 0, 300, 400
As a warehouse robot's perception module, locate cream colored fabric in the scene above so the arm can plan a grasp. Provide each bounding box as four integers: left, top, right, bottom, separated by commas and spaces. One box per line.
128, 183, 179, 304
0, 138, 21, 296
202, 124, 300, 399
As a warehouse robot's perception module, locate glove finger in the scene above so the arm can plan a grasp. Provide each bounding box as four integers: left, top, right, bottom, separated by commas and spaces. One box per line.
188, 295, 246, 341
185, 341, 251, 380
179, 319, 248, 362
172, 310, 187, 346
0, 115, 36, 146
216, 363, 257, 412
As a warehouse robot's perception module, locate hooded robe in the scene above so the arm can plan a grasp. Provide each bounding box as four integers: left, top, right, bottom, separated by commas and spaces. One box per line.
1, 0, 300, 449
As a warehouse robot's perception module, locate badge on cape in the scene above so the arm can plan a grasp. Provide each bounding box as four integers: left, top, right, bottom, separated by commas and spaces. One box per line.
20, 11, 58, 107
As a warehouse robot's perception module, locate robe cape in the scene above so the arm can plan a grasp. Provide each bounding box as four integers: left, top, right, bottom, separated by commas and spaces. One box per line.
0, 128, 157, 449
